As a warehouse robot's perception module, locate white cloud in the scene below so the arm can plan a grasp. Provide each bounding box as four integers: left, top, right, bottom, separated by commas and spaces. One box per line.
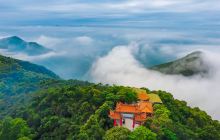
0, 35, 95, 65
89, 43, 220, 120
0, 48, 61, 61
35, 35, 96, 55
35, 35, 64, 49
74, 36, 94, 45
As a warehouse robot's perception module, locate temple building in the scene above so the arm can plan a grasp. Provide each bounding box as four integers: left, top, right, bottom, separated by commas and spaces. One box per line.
109, 88, 162, 130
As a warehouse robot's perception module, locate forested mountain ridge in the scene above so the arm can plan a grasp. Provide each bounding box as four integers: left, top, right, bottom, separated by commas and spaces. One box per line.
0, 55, 219, 140
0, 80, 219, 140
0, 54, 59, 95
151, 51, 209, 76
0, 36, 51, 55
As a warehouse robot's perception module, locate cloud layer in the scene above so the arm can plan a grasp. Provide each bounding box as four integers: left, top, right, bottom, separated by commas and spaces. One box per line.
0, 0, 219, 121
1, 0, 220, 27
1, 25, 219, 79
89, 43, 220, 120
0, 23, 219, 121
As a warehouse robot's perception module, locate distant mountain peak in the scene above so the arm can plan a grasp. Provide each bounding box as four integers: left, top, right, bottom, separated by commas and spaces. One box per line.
1, 36, 25, 45
7, 36, 22, 40
185, 51, 203, 57
151, 51, 209, 76
0, 36, 51, 55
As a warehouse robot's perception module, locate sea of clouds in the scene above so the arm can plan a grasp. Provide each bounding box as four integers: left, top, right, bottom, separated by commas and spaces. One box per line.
89, 43, 220, 120
1, 26, 220, 120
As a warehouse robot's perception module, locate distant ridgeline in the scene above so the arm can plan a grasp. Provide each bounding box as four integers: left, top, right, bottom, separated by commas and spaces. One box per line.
0, 54, 59, 95
150, 51, 209, 76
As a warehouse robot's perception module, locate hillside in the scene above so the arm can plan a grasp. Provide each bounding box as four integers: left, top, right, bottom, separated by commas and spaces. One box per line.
0, 36, 51, 55
0, 54, 59, 95
0, 53, 219, 140
0, 80, 219, 140
151, 51, 209, 76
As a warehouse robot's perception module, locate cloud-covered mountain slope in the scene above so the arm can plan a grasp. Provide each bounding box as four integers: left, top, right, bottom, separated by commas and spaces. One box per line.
0, 36, 51, 55
150, 51, 209, 76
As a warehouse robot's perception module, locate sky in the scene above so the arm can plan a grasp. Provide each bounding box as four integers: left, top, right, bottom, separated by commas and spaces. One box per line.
0, 0, 220, 120
0, 0, 220, 27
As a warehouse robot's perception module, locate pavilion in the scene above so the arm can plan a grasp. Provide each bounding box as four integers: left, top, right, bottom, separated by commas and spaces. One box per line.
108, 89, 159, 130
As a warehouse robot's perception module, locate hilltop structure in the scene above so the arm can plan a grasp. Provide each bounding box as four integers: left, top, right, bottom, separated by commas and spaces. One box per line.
109, 88, 162, 130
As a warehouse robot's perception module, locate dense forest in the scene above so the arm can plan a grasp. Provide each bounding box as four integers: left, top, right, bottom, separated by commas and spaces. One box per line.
0, 79, 219, 140
0, 54, 59, 95
0, 55, 219, 140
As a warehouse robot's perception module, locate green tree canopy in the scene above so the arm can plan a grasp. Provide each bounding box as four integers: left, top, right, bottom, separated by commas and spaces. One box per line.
0, 117, 32, 140
104, 127, 131, 140
129, 126, 157, 140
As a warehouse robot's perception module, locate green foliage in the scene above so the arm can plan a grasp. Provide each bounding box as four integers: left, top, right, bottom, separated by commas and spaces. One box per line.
3, 81, 135, 139
129, 126, 157, 140
78, 115, 104, 140
198, 125, 220, 140
0, 79, 219, 140
151, 104, 172, 127
155, 90, 220, 140
104, 127, 130, 140
0, 117, 33, 140
0, 54, 59, 96
146, 104, 175, 140
161, 128, 177, 140
17, 137, 31, 140
77, 102, 113, 140
117, 88, 137, 103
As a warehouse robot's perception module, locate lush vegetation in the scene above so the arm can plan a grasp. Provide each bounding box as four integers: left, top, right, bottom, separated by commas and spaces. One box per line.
0, 117, 33, 140
0, 54, 219, 140
0, 54, 59, 95
0, 80, 219, 140
150, 51, 208, 76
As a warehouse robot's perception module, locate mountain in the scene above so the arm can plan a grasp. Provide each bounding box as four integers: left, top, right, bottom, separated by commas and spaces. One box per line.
0, 36, 51, 55
0, 81, 219, 140
0, 54, 219, 140
150, 51, 209, 76
0, 52, 219, 140
0, 54, 59, 95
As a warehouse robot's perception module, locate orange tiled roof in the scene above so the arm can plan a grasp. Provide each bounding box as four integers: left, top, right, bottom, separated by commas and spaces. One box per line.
115, 102, 138, 113
109, 110, 121, 119
115, 102, 153, 114
138, 92, 150, 101
138, 102, 153, 113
